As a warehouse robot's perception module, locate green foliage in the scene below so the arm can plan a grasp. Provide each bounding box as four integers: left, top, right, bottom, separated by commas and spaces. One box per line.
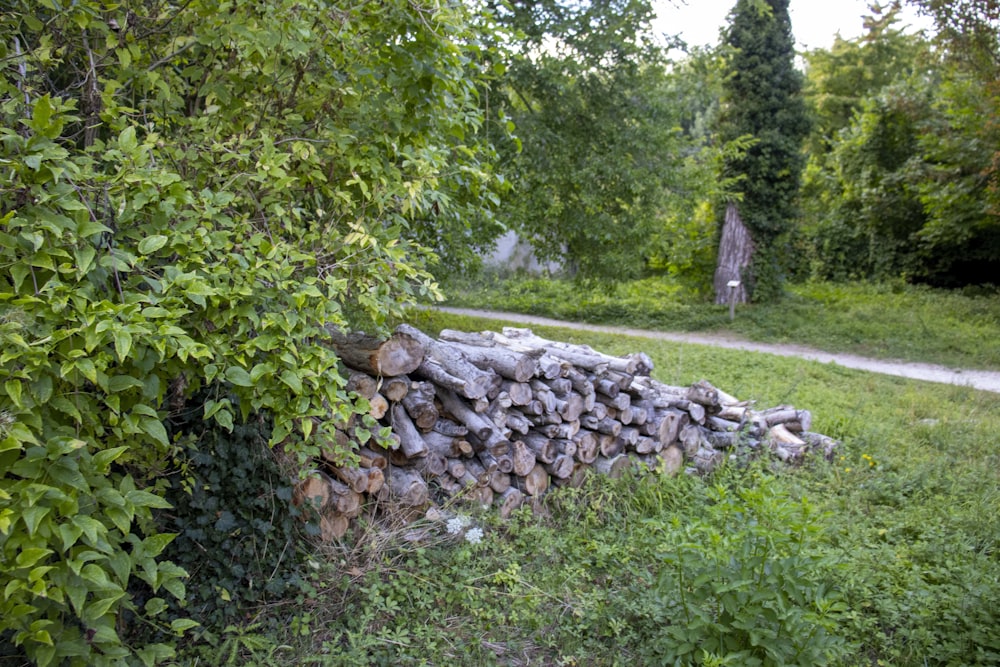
718, 0, 811, 301
1, 0, 506, 662
488, 0, 706, 281
625, 476, 847, 665
156, 399, 311, 633
802, 64, 1000, 285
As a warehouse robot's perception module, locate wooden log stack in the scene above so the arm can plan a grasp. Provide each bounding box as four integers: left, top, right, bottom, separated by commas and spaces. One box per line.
296, 325, 839, 539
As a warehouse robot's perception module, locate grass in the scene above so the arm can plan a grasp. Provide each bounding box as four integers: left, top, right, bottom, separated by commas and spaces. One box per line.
173, 309, 1000, 666
439, 273, 1000, 370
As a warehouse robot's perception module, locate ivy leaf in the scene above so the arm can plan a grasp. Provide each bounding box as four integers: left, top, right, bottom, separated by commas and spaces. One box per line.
224, 366, 254, 387
137, 235, 168, 255
114, 330, 133, 361
279, 369, 303, 394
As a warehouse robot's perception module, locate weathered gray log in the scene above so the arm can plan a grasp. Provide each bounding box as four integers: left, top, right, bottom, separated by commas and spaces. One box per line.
546, 453, 575, 479
617, 426, 640, 449
381, 376, 411, 402
432, 418, 468, 437
397, 323, 499, 400
552, 438, 578, 458
422, 430, 466, 458
440, 339, 539, 383
501, 328, 639, 374
436, 387, 495, 441
659, 445, 685, 476
391, 404, 429, 459
488, 471, 512, 494
679, 424, 704, 457
446, 458, 467, 480
514, 463, 550, 496
401, 381, 438, 430
573, 431, 599, 464
495, 487, 524, 519
500, 381, 534, 406
326, 328, 425, 377
510, 439, 537, 477
505, 410, 532, 435
599, 433, 623, 458
634, 436, 658, 455
519, 433, 557, 464
329, 465, 369, 494
594, 454, 631, 478
414, 450, 448, 478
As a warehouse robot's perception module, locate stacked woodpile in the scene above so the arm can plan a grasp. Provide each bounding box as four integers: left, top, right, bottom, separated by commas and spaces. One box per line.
293, 325, 838, 540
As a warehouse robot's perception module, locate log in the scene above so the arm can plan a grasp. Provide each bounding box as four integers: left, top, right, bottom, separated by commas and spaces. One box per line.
391, 404, 429, 459
501, 381, 534, 406
573, 431, 599, 464
326, 328, 425, 377
442, 339, 539, 382
519, 433, 557, 464
357, 446, 387, 469
293, 472, 331, 511
594, 454, 631, 478
432, 418, 468, 437
599, 434, 623, 458
501, 328, 639, 374
329, 465, 369, 494
678, 424, 704, 457
436, 387, 495, 441
366, 466, 384, 494
446, 458, 467, 479
381, 376, 411, 402
384, 465, 429, 507
346, 372, 378, 400
415, 451, 448, 478
368, 393, 389, 420
515, 463, 550, 496
320, 513, 350, 541
495, 487, 524, 519
659, 445, 684, 476
327, 477, 363, 517
545, 453, 576, 479
397, 323, 498, 400
488, 471, 512, 494
401, 381, 438, 430
510, 439, 537, 477
423, 430, 466, 458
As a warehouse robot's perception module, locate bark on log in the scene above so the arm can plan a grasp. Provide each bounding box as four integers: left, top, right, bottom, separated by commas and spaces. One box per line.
545, 453, 576, 480
594, 454, 631, 478
391, 404, 429, 459
397, 323, 498, 400
659, 445, 684, 476
573, 431, 599, 464
326, 328, 425, 377
329, 466, 370, 494
381, 376, 411, 402
496, 487, 524, 519
510, 439, 537, 477
384, 465, 429, 507
401, 381, 438, 430
515, 463, 550, 496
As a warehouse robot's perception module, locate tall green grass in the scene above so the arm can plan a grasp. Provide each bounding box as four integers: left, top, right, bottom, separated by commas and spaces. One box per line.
440, 274, 1000, 370
177, 311, 1000, 666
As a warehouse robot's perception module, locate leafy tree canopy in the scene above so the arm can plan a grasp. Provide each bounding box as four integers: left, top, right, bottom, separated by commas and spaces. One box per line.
717, 0, 811, 301
0, 0, 505, 663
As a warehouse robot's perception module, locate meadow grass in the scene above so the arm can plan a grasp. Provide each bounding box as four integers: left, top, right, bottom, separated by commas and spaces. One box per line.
192, 310, 1000, 666
440, 274, 1000, 370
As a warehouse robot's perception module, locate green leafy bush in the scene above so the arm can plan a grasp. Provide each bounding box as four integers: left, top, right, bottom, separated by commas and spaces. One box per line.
0, 1, 505, 663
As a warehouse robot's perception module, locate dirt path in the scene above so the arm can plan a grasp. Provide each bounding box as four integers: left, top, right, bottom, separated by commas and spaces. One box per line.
435, 307, 1000, 394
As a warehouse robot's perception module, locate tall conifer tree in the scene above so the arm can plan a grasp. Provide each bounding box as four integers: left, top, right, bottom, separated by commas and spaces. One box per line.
715, 0, 810, 302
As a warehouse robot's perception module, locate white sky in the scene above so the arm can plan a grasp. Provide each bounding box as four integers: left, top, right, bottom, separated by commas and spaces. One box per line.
652, 0, 935, 52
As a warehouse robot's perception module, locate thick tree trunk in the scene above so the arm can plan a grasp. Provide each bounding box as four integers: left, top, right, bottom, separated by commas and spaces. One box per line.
714, 202, 754, 305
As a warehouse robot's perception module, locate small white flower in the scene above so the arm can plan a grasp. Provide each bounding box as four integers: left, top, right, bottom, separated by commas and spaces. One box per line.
446, 515, 471, 535
465, 527, 484, 545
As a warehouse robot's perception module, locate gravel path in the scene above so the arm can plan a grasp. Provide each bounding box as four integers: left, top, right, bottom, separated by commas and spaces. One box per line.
435, 307, 1000, 394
